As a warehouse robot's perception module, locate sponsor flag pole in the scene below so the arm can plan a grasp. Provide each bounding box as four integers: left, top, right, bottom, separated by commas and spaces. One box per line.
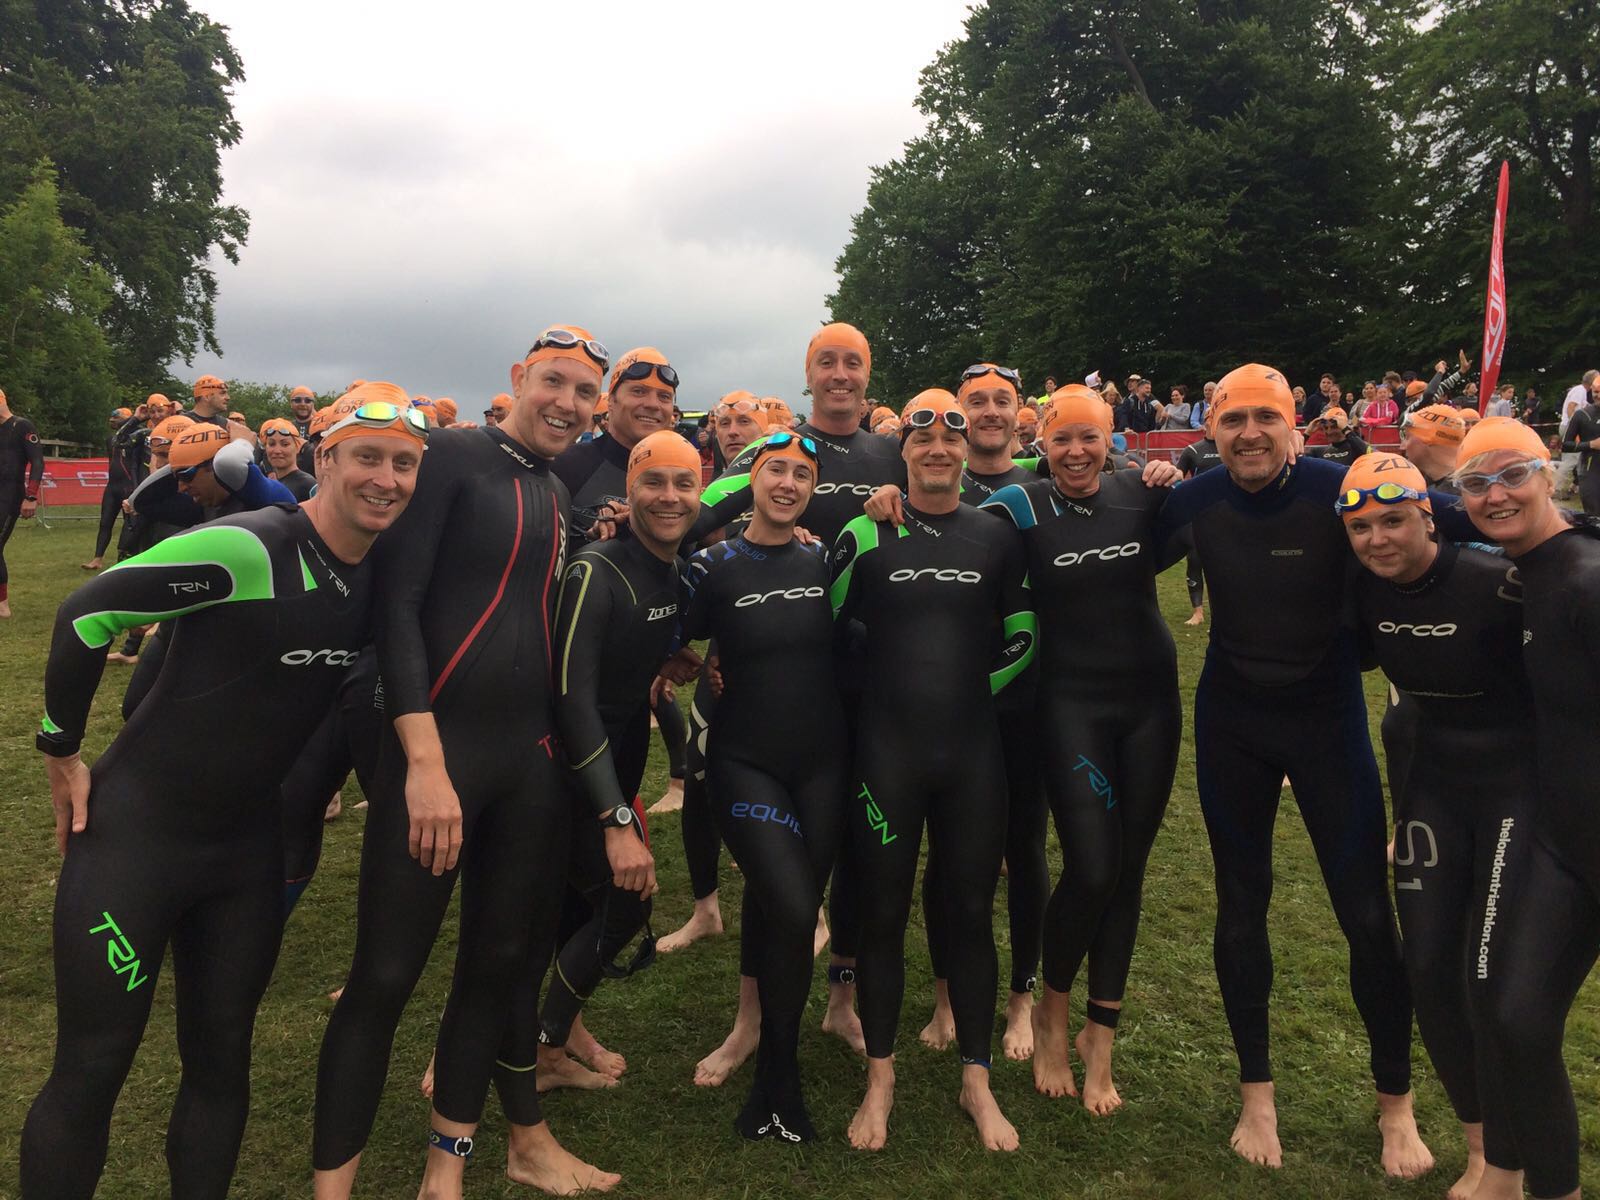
1478, 161, 1511, 414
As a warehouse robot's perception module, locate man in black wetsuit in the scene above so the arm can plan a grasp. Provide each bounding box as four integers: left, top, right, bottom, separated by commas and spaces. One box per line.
288, 385, 317, 438
1305, 405, 1368, 466
832, 389, 1036, 1154
0, 385, 46, 619
313, 332, 623, 1200
1157, 364, 1439, 1177
82, 404, 142, 571
1174, 415, 1223, 625
21, 403, 425, 1200
532, 431, 701, 1092
1560, 385, 1600, 514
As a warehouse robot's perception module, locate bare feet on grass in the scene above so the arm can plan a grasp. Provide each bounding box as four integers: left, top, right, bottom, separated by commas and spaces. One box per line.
960, 1064, 1019, 1151
919, 980, 956, 1051
646, 778, 683, 814
1378, 1090, 1434, 1180
567, 1015, 625, 1079
1447, 1122, 1486, 1200
1075, 1009, 1122, 1115
1230, 1081, 1282, 1168
1002, 990, 1034, 1061
420, 1049, 435, 1098
1030, 987, 1078, 1098
821, 969, 866, 1054
657, 896, 722, 954
695, 977, 759, 1086
537, 1045, 619, 1093
507, 1121, 620, 1195
1185, 606, 1205, 626
1467, 1164, 1527, 1200
814, 907, 830, 957
848, 1058, 895, 1151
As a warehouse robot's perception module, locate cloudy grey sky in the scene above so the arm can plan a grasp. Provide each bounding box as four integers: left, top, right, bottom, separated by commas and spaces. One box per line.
182, 0, 977, 412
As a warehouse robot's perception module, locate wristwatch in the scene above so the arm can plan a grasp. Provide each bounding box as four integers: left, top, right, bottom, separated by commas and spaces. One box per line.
599, 804, 635, 829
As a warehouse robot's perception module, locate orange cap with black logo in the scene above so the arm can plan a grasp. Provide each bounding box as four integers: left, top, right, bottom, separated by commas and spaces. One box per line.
626, 431, 702, 491
1406, 404, 1467, 447
805, 323, 871, 377
168, 424, 230, 469
1211, 363, 1294, 424
1456, 415, 1550, 469
753, 430, 819, 477
192, 374, 226, 398
149, 414, 194, 448
308, 406, 340, 438
1339, 452, 1431, 519
763, 398, 794, 427
1041, 385, 1112, 439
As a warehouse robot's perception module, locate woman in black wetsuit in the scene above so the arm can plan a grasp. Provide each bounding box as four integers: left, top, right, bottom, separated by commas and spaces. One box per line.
679, 431, 845, 1142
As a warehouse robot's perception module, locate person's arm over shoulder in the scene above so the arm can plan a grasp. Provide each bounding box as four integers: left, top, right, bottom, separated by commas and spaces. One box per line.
978, 482, 1039, 531
687, 435, 769, 544
39, 522, 279, 756
990, 524, 1037, 693
830, 514, 877, 622
554, 549, 628, 818
678, 549, 714, 644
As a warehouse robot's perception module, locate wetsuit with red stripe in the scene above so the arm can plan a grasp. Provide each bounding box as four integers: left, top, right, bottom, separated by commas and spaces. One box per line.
314, 426, 571, 1167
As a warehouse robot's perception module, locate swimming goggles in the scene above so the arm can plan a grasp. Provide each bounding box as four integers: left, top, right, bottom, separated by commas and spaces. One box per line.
1455, 459, 1545, 497
527, 328, 611, 371
902, 407, 969, 433
1333, 481, 1428, 513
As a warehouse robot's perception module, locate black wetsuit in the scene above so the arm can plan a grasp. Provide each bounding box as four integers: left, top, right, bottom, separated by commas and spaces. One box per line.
1157, 456, 1422, 1093
984, 472, 1183, 1020
314, 426, 569, 1168
92, 421, 139, 559
1354, 542, 1532, 1137
539, 536, 679, 1048
831, 503, 1036, 1065
682, 533, 846, 1140
1174, 437, 1223, 609
0, 412, 45, 598
1307, 432, 1369, 466
922, 459, 1048, 999
1472, 520, 1600, 1197
272, 468, 316, 502
1561, 403, 1600, 514
22, 508, 373, 1200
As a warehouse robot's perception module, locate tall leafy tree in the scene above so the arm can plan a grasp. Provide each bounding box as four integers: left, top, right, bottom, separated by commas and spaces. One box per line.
0, 0, 249, 386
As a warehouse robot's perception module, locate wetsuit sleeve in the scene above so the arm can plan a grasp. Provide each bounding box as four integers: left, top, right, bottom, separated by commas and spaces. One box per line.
679, 552, 713, 643
991, 528, 1037, 694
231, 462, 295, 508
1561, 409, 1596, 455
687, 435, 769, 544
22, 419, 44, 491
554, 556, 629, 817
127, 466, 201, 526
829, 515, 875, 622
38, 524, 280, 756
977, 485, 1037, 531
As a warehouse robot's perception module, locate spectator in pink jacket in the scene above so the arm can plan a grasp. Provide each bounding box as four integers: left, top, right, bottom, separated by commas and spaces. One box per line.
1359, 383, 1399, 431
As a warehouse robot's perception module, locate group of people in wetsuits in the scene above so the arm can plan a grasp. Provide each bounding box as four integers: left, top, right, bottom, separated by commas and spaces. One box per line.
16, 321, 1600, 1200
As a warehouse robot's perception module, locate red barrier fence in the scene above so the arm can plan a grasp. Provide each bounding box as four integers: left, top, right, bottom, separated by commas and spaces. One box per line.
41, 458, 109, 506
1138, 425, 1401, 462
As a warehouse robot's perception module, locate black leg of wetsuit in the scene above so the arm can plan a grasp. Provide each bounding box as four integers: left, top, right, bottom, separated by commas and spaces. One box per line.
1194, 657, 1411, 1093
280, 702, 351, 917
120, 624, 170, 719
1001, 722, 1048, 994
1471, 829, 1600, 1199
92, 485, 128, 559
1185, 549, 1205, 610
1380, 686, 1418, 819
1579, 465, 1600, 515
654, 692, 687, 781
0, 508, 19, 591
739, 876, 764, 980
827, 697, 865, 961
1040, 684, 1179, 1003
682, 687, 722, 900
710, 753, 843, 1140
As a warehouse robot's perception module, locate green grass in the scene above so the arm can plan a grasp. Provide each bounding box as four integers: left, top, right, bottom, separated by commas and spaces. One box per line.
2, 508, 1598, 1198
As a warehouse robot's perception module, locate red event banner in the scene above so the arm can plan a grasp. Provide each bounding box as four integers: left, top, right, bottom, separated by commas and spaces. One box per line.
1479, 160, 1511, 411
40, 458, 110, 506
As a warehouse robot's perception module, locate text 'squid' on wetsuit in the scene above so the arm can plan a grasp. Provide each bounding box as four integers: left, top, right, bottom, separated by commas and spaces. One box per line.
982, 471, 1183, 1014
22, 507, 374, 1200
831, 502, 1036, 1066
539, 535, 681, 1048
681, 533, 846, 1137
314, 426, 570, 1169
1472, 519, 1600, 1197
1352, 540, 1532, 1145
0, 411, 45, 596
1156, 455, 1421, 1094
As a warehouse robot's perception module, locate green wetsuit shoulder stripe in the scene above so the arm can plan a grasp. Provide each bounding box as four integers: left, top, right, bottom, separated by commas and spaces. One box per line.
299, 548, 318, 591
558, 559, 595, 695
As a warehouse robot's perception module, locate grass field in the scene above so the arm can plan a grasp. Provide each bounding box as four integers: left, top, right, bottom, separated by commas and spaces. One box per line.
2, 506, 1598, 1199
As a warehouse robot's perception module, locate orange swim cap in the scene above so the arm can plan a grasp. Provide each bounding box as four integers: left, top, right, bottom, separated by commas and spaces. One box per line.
1456, 415, 1549, 469
957, 364, 1020, 401
626, 431, 702, 492
289, 385, 315, 401
1461, 407, 1482, 427
524, 324, 608, 380
1338, 452, 1431, 519
308, 406, 340, 438
805, 323, 871, 377
192, 374, 226, 398
752, 429, 820, 477
228, 411, 246, 424
901, 388, 965, 438
146, 392, 171, 409
610, 347, 678, 395
1211, 363, 1294, 425
168, 424, 230, 470
763, 398, 794, 427
1041, 385, 1113, 440
491, 392, 513, 416
260, 417, 300, 441
320, 403, 428, 453
1016, 405, 1040, 427
1405, 404, 1467, 447
1405, 380, 1428, 399
433, 397, 457, 422
1315, 406, 1350, 430
593, 393, 610, 417
149, 414, 194, 448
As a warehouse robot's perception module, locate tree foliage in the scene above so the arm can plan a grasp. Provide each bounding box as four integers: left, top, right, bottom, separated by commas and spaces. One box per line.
0, 0, 249, 389
831, 0, 1599, 403
0, 161, 117, 440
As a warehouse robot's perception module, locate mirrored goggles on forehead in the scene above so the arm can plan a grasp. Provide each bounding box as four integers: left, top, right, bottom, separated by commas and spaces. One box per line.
1333, 482, 1427, 514
902, 407, 969, 433
759, 430, 819, 460
1455, 459, 1545, 497
528, 328, 610, 371
341, 401, 430, 438
960, 363, 1022, 387
614, 359, 680, 391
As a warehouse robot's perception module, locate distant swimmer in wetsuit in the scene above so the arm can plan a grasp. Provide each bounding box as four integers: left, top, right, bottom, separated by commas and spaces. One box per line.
20, 402, 425, 1200
1340, 450, 1533, 1200
832, 389, 1036, 1153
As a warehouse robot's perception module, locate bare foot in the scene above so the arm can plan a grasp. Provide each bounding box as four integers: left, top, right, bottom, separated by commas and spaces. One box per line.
1185, 607, 1205, 626
568, 1018, 626, 1079
324, 793, 342, 821
1448, 1123, 1486, 1200
959, 1067, 1020, 1151
1387, 836, 1396, 865
919, 982, 956, 1051
1075, 1018, 1122, 1115
657, 901, 723, 954
1468, 1164, 1527, 1200
420, 1049, 436, 1098
646, 778, 683, 814
694, 1019, 758, 1087
506, 1122, 620, 1195
0, 599, 9, 619
1230, 1081, 1282, 1168
848, 1060, 895, 1151
537, 1052, 619, 1094
814, 908, 830, 957
1030, 988, 1078, 1098
1002, 991, 1034, 1061
105, 650, 138, 664
1377, 1091, 1434, 1180
822, 981, 866, 1055
82, 558, 102, 570
327, 984, 345, 1002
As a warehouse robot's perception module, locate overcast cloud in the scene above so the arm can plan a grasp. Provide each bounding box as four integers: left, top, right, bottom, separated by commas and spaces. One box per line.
179, 0, 977, 412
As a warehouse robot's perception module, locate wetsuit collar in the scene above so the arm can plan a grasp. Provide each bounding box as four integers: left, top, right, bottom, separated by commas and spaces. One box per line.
1386, 539, 1455, 596
1048, 480, 1097, 517
487, 426, 551, 474
1226, 460, 1296, 512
